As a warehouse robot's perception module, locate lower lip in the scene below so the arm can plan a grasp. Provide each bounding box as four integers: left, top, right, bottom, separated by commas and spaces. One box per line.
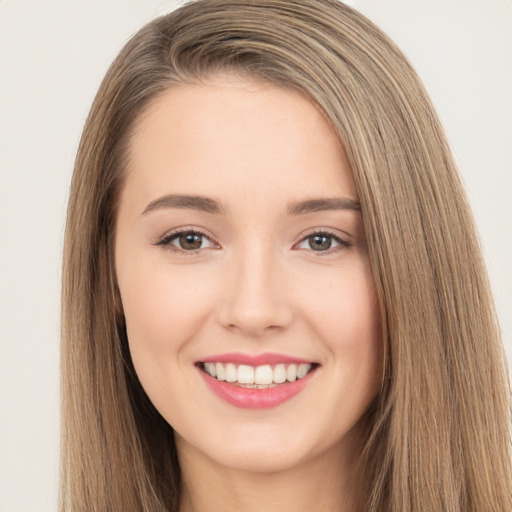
199, 368, 315, 409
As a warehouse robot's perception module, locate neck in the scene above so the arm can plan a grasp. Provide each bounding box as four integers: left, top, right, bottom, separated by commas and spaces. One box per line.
176, 433, 361, 512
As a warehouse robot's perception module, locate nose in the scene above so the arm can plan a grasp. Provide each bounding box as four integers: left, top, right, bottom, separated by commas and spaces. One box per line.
217, 248, 294, 337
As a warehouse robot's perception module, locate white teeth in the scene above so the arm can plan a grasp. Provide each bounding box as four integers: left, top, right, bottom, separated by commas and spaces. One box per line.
286, 364, 297, 382
203, 362, 313, 385
215, 362, 225, 381
204, 362, 217, 377
254, 365, 273, 385
273, 364, 286, 384
225, 363, 237, 382
297, 363, 310, 379
237, 364, 255, 384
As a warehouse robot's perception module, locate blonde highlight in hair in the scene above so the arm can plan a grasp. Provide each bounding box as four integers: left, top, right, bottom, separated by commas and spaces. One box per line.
61, 1, 512, 510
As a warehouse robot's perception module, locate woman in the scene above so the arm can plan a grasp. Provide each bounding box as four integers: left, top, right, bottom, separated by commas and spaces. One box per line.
60, 0, 512, 510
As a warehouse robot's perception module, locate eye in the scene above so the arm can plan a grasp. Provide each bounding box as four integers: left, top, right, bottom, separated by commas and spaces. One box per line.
156, 229, 218, 253
295, 231, 350, 253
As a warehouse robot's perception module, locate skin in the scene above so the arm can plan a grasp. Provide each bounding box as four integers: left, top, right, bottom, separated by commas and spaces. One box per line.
115, 75, 382, 512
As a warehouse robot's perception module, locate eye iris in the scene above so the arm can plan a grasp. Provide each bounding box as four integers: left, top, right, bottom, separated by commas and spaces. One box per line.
309, 235, 331, 251
179, 233, 203, 250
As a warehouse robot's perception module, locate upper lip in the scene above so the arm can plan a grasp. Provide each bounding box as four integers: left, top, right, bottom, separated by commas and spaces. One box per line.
198, 352, 316, 366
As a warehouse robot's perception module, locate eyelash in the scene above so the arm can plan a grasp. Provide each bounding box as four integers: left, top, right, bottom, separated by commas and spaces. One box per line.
154, 228, 351, 255
155, 227, 217, 255
295, 229, 351, 255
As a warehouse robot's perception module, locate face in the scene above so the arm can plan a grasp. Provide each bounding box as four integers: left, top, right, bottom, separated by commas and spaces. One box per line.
115, 75, 381, 474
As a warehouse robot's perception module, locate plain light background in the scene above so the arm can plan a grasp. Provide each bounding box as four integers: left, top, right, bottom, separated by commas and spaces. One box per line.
0, 0, 510, 510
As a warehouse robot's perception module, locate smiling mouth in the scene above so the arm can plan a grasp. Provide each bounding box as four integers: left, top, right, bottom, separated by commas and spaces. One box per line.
199, 362, 316, 388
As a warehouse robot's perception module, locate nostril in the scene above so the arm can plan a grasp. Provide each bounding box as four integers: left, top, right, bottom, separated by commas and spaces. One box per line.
217, 300, 294, 336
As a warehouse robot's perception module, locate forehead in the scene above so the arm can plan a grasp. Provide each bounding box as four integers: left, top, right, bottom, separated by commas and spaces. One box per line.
122, 75, 356, 211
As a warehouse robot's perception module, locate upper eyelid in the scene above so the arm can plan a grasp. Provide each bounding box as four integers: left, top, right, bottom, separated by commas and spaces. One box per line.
293, 228, 352, 252
156, 226, 216, 244
297, 227, 351, 242
154, 228, 220, 255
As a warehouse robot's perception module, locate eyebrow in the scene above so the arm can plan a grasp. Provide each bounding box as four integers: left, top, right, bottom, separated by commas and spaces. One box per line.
287, 197, 361, 215
141, 194, 361, 216
142, 194, 225, 215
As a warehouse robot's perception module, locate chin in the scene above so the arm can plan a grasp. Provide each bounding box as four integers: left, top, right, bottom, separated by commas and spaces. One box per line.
174, 416, 353, 476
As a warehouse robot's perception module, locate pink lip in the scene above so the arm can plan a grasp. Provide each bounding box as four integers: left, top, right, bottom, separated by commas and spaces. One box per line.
199, 352, 313, 366
197, 363, 317, 410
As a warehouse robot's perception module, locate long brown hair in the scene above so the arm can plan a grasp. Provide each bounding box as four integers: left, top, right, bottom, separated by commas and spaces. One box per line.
61, 1, 512, 510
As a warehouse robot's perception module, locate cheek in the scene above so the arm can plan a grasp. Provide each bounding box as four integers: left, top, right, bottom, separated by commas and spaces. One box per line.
311, 263, 382, 387
307, 261, 380, 343
117, 257, 225, 389
325, 277, 382, 437
117, 265, 214, 418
